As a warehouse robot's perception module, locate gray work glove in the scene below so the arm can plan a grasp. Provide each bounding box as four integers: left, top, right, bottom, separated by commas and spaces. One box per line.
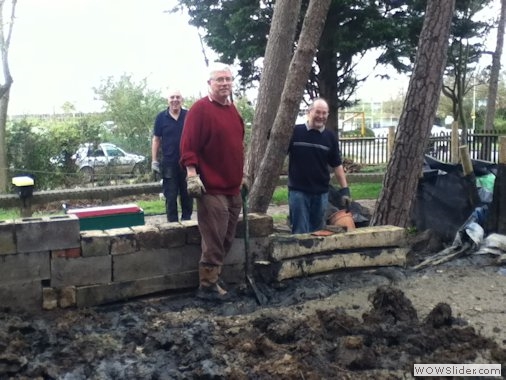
186, 174, 206, 198
338, 187, 352, 210
151, 161, 160, 174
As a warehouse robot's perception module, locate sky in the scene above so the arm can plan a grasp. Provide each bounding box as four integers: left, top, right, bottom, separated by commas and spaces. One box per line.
5, 0, 501, 115
8, 0, 212, 115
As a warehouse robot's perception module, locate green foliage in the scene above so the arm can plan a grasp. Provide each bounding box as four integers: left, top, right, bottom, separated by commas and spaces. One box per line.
175, 0, 429, 107
93, 74, 167, 158
5, 114, 134, 190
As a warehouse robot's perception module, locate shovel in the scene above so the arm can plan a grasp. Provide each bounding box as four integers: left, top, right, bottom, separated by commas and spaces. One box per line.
241, 187, 268, 305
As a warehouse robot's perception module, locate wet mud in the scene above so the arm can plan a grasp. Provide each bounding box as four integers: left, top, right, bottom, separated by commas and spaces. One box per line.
1, 266, 505, 379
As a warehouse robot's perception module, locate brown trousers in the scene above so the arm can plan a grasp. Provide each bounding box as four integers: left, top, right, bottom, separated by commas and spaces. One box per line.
197, 193, 242, 266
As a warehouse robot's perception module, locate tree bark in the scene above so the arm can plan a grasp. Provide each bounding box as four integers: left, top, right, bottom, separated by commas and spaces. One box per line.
371, 0, 455, 228
484, 0, 506, 133
249, 0, 332, 213
480, 0, 506, 161
245, 0, 301, 185
0, 0, 17, 193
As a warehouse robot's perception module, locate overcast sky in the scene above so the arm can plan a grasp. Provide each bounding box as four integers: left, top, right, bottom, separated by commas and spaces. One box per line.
8, 0, 212, 115
6, 0, 500, 115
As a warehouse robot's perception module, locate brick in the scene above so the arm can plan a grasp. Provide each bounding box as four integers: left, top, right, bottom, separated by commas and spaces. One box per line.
52, 247, 81, 259
0, 251, 50, 286
51, 255, 111, 287
15, 214, 80, 253
80, 230, 111, 257
0, 219, 16, 255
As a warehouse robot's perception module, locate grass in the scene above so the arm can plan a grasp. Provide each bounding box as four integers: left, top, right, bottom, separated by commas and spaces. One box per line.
271, 182, 381, 206
0, 182, 382, 220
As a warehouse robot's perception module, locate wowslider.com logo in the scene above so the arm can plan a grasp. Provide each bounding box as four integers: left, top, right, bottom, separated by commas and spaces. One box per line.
414, 364, 501, 377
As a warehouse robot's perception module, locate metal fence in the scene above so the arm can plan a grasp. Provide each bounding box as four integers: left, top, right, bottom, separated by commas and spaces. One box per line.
340, 130, 502, 165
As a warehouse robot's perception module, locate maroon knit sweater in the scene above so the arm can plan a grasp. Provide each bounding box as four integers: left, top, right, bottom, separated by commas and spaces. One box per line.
180, 97, 244, 195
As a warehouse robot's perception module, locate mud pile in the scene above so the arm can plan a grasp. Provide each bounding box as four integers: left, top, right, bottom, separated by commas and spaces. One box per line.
1, 277, 505, 380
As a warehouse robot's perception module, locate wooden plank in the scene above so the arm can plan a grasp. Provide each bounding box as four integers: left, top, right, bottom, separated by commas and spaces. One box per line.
275, 247, 408, 281
270, 225, 406, 262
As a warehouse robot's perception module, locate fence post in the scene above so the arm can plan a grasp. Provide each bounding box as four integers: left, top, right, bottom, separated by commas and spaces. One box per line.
451, 121, 459, 163
387, 126, 395, 162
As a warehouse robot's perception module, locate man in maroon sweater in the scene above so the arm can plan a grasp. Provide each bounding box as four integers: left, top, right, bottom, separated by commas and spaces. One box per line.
180, 63, 246, 301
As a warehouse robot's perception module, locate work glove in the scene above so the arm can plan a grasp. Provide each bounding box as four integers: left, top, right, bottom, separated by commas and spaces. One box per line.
151, 161, 160, 174
186, 174, 206, 198
338, 187, 352, 210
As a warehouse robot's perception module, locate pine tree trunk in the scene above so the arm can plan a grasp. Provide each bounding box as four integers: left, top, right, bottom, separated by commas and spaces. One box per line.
371, 0, 455, 227
245, 0, 301, 184
249, 0, 332, 213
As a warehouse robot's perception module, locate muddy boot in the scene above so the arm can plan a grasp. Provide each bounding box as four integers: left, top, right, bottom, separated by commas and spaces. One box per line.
197, 265, 230, 302
216, 266, 228, 291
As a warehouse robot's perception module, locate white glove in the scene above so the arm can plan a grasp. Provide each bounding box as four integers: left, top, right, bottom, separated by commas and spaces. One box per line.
186, 174, 206, 198
151, 161, 160, 173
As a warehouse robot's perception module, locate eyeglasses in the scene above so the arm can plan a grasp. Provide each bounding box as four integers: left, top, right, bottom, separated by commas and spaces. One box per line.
211, 76, 234, 84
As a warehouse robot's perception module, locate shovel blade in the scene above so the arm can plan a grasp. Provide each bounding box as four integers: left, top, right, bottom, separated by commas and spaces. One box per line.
247, 274, 268, 305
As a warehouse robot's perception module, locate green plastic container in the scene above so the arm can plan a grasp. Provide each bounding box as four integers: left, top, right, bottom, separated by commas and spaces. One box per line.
67, 204, 145, 231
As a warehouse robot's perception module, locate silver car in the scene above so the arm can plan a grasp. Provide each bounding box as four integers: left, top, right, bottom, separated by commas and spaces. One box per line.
72, 143, 146, 181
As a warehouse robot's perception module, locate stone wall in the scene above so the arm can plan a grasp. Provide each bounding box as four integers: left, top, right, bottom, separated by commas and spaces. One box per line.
0, 211, 408, 312
0, 213, 273, 311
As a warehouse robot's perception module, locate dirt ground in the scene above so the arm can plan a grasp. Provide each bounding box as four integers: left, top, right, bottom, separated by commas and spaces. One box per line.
2, 198, 505, 379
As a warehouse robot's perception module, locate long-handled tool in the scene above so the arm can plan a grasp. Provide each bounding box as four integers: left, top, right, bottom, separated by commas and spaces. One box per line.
241, 188, 268, 305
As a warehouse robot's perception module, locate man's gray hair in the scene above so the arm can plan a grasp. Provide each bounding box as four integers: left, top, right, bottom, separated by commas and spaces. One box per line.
208, 62, 232, 80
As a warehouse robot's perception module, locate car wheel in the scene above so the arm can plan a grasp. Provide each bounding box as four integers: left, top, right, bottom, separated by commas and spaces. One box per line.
79, 166, 94, 182
132, 163, 146, 176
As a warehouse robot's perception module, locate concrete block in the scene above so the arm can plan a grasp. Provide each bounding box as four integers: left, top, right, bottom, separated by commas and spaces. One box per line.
106, 227, 138, 255
42, 287, 58, 310
270, 225, 407, 261
274, 247, 408, 281
157, 223, 186, 248
59, 286, 76, 308
237, 213, 274, 238
0, 251, 50, 286
76, 272, 198, 307
0, 280, 42, 311
225, 237, 269, 265
180, 221, 201, 245
51, 255, 112, 287
131, 225, 163, 249
113, 245, 201, 282
80, 230, 111, 257
15, 214, 80, 253
0, 219, 16, 255
221, 263, 245, 284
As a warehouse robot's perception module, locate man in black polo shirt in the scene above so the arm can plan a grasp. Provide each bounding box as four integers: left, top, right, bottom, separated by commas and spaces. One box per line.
288, 98, 350, 233
151, 89, 193, 222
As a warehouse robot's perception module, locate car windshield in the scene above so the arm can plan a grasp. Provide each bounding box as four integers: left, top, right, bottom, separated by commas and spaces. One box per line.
105, 146, 124, 157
